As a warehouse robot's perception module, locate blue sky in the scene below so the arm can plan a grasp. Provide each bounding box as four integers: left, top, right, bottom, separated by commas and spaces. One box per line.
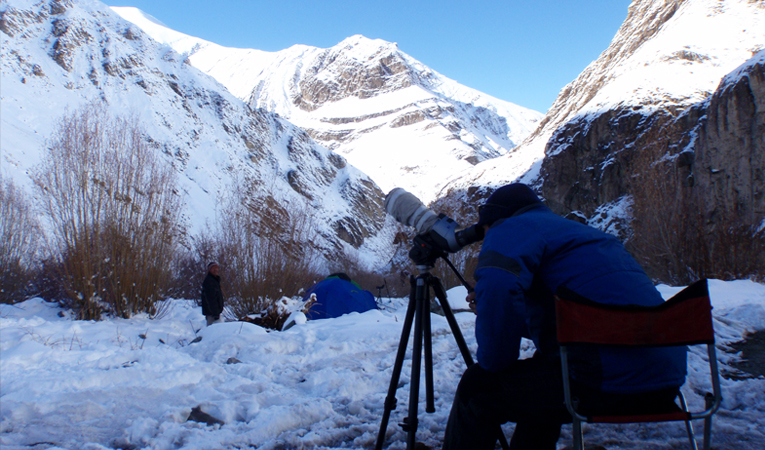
108, 0, 633, 113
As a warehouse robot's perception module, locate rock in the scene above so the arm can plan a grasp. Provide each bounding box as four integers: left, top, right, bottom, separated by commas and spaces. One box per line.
187, 406, 224, 426
727, 330, 765, 379
693, 53, 765, 231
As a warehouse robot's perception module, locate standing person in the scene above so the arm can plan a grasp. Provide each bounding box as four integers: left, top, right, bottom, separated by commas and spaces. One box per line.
201, 262, 224, 326
443, 183, 687, 450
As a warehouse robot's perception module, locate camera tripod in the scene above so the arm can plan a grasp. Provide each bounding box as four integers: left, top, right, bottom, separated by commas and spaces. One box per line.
375, 242, 510, 450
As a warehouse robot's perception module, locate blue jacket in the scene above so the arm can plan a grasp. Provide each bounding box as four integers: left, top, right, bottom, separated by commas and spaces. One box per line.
474, 204, 686, 394
303, 278, 377, 320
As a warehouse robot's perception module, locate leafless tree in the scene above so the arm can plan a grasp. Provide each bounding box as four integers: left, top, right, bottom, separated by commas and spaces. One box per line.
33, 103, 185, 319
629, 147, 764, 284
213, 176, 321, 319
0, 178, 41, 303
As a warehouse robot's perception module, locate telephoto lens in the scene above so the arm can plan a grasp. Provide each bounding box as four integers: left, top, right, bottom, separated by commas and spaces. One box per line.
384, 188, 485, 253
384, 188, 439, 234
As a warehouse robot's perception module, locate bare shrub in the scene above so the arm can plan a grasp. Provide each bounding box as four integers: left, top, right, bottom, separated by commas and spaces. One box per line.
324, 247, 383, 292
371, 268, 414, 299
33, 103, 185, 319
168, 233, 218, 301
373, 198, 483, 297
0, 178, 41, 303
214, 177, 322, 320
629, 147, 765, 284
629, 148, 693, 283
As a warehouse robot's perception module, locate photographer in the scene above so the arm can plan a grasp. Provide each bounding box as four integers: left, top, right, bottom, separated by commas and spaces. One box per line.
443, 183, 687, 450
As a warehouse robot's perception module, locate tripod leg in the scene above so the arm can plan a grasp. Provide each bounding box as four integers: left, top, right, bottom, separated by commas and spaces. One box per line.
375, 277, 418, 450
407, 276, 427, 450
423, 286, 435, 414
431, 278, 474, 366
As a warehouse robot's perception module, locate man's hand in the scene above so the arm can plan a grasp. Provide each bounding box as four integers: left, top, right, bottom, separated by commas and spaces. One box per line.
467, 291, 477, 314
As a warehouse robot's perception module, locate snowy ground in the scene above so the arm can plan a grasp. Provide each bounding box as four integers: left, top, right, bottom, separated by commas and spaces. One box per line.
1, 280, 764, 450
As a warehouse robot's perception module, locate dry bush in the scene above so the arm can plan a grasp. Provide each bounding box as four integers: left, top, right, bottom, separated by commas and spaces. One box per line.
33, 103, 185, 319
629, 149, 693, 283
0, 178, 42, 303
373, 269, 414, 299
697, 218, 765, 282
167, 233, 218, 301
324, 248, 384, 293
371, 232, 480, 300
629, 147, 765, 284
373, 200, 482, 297
358, 264, 414, 300
214, 177, 322, 319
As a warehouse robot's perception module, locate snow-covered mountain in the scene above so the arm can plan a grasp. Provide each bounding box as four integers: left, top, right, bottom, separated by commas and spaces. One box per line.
111, 7, 543, 203
536, 0, 765, 217
439, 0, 765, 220
1, 0, 395, 267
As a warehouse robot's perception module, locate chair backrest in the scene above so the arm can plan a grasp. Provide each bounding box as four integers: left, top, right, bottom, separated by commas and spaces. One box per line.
555, 279, 714, 347
555, 279, 721, 450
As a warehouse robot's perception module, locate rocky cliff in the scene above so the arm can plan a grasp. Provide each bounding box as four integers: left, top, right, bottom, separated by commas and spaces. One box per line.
537, 0, 764, 222
535, 0, 765, 280
694, 52, 765, 230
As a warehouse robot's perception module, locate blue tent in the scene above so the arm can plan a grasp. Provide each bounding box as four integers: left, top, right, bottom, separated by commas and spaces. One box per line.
302, 275, 377, 320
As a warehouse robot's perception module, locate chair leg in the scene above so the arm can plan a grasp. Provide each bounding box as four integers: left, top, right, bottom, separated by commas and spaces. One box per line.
678, 393, 698, 450
703, 393, 715, 450
683, 419, 697, 450
572, 418, 584, 450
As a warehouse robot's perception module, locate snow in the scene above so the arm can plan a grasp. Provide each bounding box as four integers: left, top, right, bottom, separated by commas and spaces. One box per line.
435, 133, 549, 197
586, 195, 634, 238
721, 49, 765, 90
577, 0, 765, 115
2, 280, 764, 449
109, 7, 205, 56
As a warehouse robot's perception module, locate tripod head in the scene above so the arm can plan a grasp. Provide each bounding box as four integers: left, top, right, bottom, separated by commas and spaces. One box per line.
409, 233, 447, 270
408, 233, 474, 291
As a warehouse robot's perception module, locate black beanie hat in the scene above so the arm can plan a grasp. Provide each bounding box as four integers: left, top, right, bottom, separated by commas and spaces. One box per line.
477, 183, 542, 227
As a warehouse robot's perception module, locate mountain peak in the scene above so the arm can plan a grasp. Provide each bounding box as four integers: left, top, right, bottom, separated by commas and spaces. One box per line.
337, 34, 398, 52
111, 6, 208, 55
110, 6, 167, 28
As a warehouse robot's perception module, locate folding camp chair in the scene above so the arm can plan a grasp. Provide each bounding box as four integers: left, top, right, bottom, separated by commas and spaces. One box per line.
555, 279, 722, 450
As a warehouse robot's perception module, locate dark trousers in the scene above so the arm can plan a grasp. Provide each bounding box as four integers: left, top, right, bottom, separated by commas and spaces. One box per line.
443, 357, 681, 450
206, 314, 221, 326
443, 357, 569, 450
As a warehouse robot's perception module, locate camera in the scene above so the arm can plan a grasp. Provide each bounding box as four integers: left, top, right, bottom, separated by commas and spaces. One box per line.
384, 188, 483, 264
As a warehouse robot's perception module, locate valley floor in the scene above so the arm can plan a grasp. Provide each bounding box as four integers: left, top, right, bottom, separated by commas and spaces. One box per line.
1, 280, 764, 449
